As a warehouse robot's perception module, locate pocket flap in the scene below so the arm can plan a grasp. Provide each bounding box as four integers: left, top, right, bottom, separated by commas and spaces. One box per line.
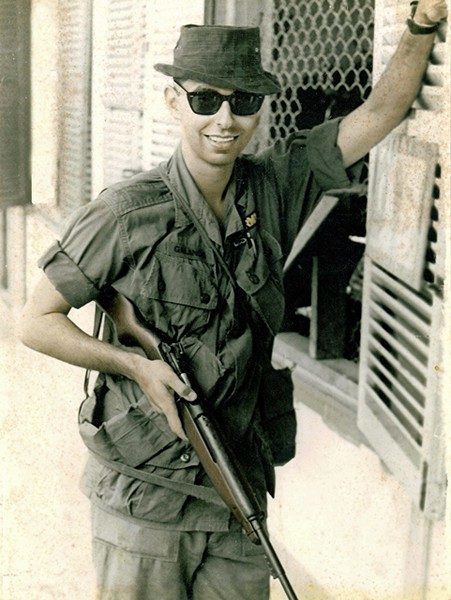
143, 252, 217, 310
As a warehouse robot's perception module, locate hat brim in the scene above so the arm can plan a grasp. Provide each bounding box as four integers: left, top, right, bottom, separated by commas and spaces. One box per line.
154, 63, 281, 95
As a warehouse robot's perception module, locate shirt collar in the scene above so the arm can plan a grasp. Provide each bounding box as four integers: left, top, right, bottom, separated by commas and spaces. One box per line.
166, 146, 253, 244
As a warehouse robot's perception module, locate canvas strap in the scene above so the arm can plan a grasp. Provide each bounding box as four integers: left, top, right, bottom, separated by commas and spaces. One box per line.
158, 164, 275, 336
90, 451, 224, 505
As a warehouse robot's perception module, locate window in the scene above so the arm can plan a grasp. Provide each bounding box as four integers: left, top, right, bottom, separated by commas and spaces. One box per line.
258, 0, 374, 363
209, 0, 448, 521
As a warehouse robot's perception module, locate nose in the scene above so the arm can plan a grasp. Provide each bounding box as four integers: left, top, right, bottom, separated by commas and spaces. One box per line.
215, 99, 234, 128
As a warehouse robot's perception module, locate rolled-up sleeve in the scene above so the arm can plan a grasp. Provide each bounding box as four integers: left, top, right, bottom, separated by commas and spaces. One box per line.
38, 192, 131, 308
254, 118, 364, 256
306, 118, 353, 191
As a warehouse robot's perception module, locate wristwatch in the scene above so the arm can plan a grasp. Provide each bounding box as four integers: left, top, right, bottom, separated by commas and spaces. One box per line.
406, 1, 440, 34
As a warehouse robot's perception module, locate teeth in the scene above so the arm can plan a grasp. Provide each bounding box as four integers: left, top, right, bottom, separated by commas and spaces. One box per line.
208, 135, 236, 143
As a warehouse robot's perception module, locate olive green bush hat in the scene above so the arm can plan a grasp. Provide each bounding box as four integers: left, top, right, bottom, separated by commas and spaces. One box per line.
154, 24, 281, 95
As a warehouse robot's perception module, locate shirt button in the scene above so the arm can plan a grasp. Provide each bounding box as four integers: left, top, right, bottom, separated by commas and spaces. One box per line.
200, 293, 210, 304
247, 272, 260, 284
158, 280, 166, 293
180, 453, 191, 463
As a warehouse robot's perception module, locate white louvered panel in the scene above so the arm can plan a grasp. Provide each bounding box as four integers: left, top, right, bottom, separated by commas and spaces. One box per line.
104, 0, 146, 110
149, 121, 182, 160
359, 260, 430, 493
367, 336, 427, 410
98, 0, 146, 190
368, 264, 431, 315
368, 301, 429, 357
103, 109, 143, 187
421, 164, 442, 290
142, 2, 204, 168
367, 352, 425, 418
57, 0, 92, 215
366, 339, 426, 432
370, 284, 430, 338
368, 319, 427, 380
366, 370, 423, 445
358, 255, 446, 519
363, 386, 422, 470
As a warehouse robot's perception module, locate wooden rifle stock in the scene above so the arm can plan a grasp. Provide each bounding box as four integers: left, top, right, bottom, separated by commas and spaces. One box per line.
97, 290, 299, 600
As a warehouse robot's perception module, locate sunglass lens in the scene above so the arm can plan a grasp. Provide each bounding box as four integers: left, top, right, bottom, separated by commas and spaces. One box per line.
190, 91, 222, 115
232, 92, 264, 115
187, 90, 264, 116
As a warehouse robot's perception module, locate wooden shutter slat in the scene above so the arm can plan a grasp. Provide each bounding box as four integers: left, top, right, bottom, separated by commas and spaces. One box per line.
369, 318, 427, 377
366, 372, 423, 444
143, 0, 204, 168
371, 263, 432, 315
368, 336, 427, 401
369, 301, 429, 357
371, 287, 430, 339
363, 386, 422, 466
367, 356, 425, 422
57, 0, 92, 215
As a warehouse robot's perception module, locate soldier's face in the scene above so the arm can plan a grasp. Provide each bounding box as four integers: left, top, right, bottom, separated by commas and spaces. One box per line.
166, 80, 262, 170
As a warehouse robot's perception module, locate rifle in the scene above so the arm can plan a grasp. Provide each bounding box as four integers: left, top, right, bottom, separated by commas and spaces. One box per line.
97, 289, 299, 600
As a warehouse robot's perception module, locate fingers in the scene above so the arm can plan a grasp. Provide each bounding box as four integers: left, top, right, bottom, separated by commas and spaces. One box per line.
165, 367, 197, 403
137, 359, 197, 440
152, 383, 188, 440
416, 0, 448, 24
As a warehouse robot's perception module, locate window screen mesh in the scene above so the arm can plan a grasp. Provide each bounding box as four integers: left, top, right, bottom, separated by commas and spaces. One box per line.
256, 0, 374, 359
259, 0, 374, 145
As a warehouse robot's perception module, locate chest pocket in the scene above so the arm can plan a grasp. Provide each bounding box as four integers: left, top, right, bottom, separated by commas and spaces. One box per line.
234, 229, 285, 336
138, 251, 218, 338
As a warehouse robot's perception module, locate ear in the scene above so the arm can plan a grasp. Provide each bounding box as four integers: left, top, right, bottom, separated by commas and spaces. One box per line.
165, 86, 181, 120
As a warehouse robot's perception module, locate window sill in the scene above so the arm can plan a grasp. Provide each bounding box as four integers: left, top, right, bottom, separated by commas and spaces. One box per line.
272, 332, 367, 446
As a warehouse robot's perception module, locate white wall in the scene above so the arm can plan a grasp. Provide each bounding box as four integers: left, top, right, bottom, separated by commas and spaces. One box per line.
267, 371, 448, 600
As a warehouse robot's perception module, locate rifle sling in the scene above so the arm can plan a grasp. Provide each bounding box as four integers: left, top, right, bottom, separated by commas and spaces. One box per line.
90, 451, 225, 506
158, 164, 276, 337
82, 167, 268, 510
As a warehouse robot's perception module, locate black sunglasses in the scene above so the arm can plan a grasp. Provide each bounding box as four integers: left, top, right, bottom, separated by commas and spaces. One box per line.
174, 80, 264, 116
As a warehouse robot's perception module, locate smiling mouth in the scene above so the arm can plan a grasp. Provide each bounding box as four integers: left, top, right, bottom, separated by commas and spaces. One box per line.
205, 135, 239, 144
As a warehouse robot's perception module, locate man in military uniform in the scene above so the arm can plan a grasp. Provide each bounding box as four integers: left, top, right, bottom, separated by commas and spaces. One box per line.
20, 2, 447, 598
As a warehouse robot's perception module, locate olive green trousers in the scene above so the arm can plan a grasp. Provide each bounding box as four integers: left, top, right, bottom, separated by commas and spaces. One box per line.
91, 504, 270, 600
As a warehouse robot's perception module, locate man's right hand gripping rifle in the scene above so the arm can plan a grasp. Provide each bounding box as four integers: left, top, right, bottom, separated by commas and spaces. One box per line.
97, 290, 299, 600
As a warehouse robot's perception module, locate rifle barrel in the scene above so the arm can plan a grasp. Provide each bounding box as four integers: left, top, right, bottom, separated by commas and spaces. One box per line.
252, 521, 299, 600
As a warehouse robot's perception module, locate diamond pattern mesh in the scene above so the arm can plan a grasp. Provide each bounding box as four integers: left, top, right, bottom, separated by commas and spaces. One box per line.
255, 0, 375, 359
257, 0, 374, 145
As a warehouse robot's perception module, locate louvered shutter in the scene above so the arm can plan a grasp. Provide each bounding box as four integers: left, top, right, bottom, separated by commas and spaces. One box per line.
57, 0, 92, 215
143, 1, 205, 168
357, 1, 448, 520
0, 1, 30, 207
101, 0, 146, 187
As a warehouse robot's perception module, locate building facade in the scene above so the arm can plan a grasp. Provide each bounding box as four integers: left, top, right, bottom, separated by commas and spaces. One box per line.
1, 1, 450, 598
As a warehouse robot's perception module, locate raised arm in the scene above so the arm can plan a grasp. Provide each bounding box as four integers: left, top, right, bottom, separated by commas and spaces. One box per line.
19, 274, 195, 439
338, 0, 448, 168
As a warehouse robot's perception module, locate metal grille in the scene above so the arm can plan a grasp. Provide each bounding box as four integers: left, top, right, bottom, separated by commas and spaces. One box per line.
256, 0, 374, 147
257, 0, 374, 359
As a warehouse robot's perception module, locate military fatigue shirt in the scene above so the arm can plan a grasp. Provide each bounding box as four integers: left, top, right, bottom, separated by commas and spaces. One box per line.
39, 118, 355, 532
